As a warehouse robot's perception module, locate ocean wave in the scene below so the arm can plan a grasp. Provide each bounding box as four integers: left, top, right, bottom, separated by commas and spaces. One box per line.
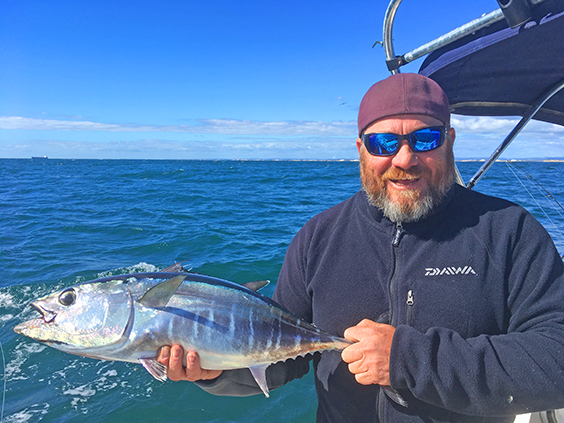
5, 341, 46, 381
4, 404, 50, 423
96, 262, 162, 278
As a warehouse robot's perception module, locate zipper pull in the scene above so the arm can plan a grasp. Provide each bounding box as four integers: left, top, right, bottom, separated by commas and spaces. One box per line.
406, 290, 414, 306
392, 222, 403, 247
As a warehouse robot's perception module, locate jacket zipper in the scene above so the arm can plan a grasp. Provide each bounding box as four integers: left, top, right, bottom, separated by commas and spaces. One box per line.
392, 222, 403, 247
389, 222, 403, 327
380, 222, 405, 421
406, 289, 414, 326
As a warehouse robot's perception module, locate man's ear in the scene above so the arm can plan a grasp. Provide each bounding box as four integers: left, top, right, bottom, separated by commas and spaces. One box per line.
448, 127, 456, 145
356, 138, 363, 155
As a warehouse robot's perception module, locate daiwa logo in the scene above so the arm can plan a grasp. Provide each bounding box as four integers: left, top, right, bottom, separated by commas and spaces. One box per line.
425, 266, 477, 276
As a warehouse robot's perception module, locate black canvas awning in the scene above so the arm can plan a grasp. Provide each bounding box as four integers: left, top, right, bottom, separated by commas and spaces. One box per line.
419, 6, 564, 127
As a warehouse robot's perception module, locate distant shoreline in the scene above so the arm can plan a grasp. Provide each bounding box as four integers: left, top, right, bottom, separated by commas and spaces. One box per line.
2, 157, 564, 163
457, 159, 564, 163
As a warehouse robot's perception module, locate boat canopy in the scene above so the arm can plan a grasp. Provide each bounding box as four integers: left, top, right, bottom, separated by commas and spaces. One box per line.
418, 3, 564, 127
382, 0, 564, 187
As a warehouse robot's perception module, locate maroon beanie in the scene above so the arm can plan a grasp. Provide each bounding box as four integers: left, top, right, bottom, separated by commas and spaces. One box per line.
357, 73, 450, 136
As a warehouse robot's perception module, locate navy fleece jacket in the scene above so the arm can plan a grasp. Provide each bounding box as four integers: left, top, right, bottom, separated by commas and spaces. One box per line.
197, 185, 564, 422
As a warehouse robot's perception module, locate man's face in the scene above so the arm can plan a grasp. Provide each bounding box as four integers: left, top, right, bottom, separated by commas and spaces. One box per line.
356, 114, 456, 223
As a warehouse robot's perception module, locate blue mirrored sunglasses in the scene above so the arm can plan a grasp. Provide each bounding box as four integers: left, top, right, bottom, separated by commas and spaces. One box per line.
361, 126, 446, 156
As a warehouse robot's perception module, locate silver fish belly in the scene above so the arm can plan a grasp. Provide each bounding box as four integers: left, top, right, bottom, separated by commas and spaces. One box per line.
14, 272, 351, 397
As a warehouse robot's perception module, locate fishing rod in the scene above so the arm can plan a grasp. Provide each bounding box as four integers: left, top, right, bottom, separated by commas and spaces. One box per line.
506, 161, 564, 260
0, 340, 5, 423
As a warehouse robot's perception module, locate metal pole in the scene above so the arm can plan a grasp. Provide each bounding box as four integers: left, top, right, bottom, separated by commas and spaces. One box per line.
466, 77, 564, 189
382, 0, 404, 74
382, 0, 504, 74
403, 10, 505, 64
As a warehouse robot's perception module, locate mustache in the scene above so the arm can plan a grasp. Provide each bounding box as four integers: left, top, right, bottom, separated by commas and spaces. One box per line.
381, 167, 427, 182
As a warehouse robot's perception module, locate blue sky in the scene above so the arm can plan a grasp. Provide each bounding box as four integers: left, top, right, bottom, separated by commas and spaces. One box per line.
1, 0, 563, 160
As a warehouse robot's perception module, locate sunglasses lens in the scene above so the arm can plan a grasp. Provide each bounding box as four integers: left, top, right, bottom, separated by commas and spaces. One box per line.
410, 127, 444, 152
366, 134, 398, 156
363, 127, 445, 156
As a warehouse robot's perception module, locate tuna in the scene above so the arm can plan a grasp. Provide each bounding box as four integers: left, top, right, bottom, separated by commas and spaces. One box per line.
14, 271, 352, 397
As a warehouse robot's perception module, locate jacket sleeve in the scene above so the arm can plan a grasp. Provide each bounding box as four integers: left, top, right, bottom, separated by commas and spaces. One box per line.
390, 213, 564, 416
195, 230, 314, 396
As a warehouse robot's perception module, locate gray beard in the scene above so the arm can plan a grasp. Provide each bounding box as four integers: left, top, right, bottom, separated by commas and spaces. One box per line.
365, 181, 451, 223
360, 152, 455, 223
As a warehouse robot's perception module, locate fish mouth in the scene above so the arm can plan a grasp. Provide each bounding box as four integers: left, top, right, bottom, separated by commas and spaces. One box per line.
30, 301, 57, 323
13, 320, 67, 345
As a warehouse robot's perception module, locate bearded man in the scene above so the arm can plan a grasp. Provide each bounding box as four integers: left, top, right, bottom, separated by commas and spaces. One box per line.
159, 73, 564, 423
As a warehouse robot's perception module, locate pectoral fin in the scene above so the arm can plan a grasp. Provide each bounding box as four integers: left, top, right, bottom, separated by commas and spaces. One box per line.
139, 358, 167, 382
249, 365, 270, 397
138, 275, 187, 308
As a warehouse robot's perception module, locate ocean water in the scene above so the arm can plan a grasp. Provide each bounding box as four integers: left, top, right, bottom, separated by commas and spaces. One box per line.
1, 158, 563, 423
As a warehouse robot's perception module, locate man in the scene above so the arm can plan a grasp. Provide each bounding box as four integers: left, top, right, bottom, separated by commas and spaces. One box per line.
158, 73, 564, 422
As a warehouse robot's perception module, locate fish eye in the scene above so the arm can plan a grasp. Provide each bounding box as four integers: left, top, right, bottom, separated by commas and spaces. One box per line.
58, 289, 76, 306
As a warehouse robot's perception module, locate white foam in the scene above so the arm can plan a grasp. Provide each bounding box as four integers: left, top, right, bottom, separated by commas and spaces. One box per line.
72, 275, 87, 284
0, 291, 16, 308
5, 410, 33, 423
0, 288, 35, 311
64, 383, 97, 408
61, 364, 123, 409
63, 384, 97, 397
5, 342, 46, 381
97, 262, 160, 278
4, 403, 49, 423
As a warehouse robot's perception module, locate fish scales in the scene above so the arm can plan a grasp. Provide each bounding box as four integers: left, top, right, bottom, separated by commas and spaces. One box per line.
14, 271, 352, 397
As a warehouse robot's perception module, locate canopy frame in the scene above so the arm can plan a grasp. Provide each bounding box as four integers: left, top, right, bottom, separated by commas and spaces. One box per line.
381, 0, 564, 189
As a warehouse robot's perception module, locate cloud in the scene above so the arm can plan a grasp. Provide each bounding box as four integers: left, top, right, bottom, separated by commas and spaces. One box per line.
1, 115, 563, 160
0, 116, 356, 136
449, 115, 564, 159
452, 115, 564, 134
3, 115, 562, 137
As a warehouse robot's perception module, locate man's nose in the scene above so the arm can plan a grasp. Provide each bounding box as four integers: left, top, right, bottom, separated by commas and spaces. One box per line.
391, 141, 419, 169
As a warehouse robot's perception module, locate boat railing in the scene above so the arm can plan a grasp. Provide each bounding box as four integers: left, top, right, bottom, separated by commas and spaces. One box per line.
381, 0, 564, 190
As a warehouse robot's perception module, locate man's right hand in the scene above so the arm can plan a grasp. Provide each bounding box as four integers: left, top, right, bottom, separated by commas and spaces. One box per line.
157, 345, 223, 382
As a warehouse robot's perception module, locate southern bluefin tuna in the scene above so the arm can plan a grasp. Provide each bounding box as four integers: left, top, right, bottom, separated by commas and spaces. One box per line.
14, 271, 352, 397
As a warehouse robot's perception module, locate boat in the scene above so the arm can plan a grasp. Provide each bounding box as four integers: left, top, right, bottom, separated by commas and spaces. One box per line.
31, 156, 48, 160
380, 0, 564, 421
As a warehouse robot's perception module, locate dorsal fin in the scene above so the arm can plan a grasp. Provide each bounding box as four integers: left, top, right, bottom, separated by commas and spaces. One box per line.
138, 275, 187, 308
161, 262, 190, 273
242, 280, 270, 292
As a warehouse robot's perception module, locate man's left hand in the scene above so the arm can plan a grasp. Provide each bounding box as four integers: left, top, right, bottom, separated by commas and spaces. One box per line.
341, 319, 395, 386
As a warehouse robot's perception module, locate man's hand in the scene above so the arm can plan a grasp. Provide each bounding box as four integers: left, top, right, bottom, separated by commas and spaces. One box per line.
341, 319, 395, 386
157, 345, 223, 382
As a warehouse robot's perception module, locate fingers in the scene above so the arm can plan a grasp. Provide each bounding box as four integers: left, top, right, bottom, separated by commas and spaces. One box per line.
345, 355, 389, 385
343, 318, 375, 342
341, 319, 395, 386
168, 344, 188, 381
341, 341, 362, 364
184, 350, 205, 380
157, 345, 171, 366
157, 345, 223, 382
